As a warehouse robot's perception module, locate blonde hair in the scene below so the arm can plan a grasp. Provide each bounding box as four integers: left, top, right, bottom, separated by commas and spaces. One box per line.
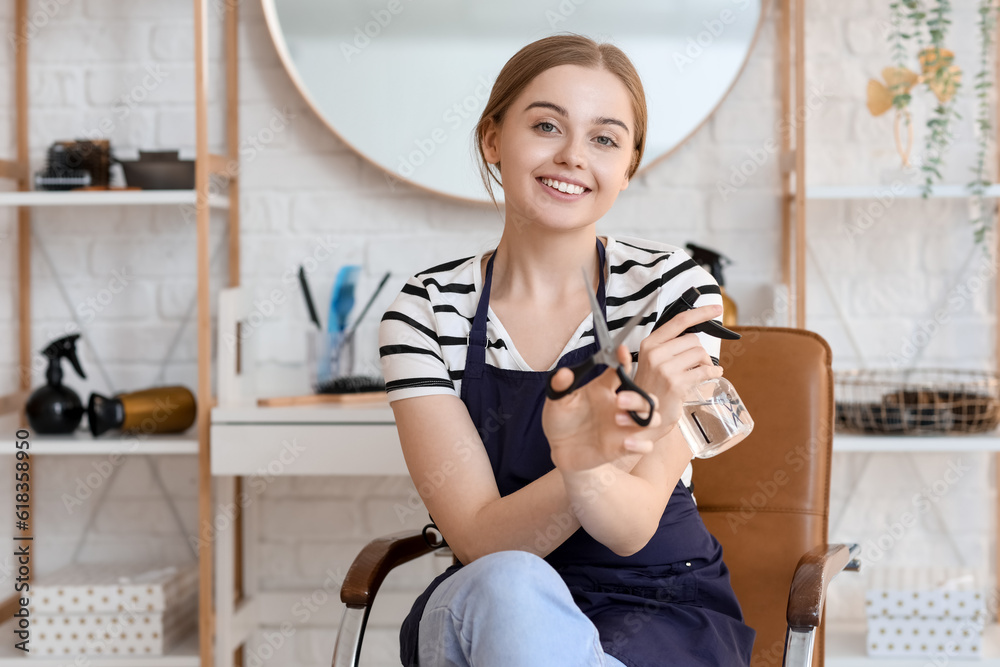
474, 34, 648, 206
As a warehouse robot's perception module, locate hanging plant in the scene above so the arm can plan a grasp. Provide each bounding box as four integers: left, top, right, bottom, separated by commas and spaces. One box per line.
867, 0, 998, 245
968, 0, 998, 244
919, 0, 962, 197
919, 46, 962, 196
867, 0, 962, 190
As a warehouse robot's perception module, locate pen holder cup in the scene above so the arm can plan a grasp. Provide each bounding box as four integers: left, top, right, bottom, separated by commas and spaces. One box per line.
678, 377, 754, 459
307, 329, 356, 391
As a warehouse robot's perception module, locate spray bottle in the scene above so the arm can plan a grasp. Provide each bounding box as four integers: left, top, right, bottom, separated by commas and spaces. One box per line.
686, 243, 738, 328
654, 287, 753, 458
25, 334, 87, 434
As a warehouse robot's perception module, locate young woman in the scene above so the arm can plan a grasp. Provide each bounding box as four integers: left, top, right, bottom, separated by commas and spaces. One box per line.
378, 34, 756, 667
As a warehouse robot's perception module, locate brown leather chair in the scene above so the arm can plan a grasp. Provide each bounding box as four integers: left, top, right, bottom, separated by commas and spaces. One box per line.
333, 327, 859, 667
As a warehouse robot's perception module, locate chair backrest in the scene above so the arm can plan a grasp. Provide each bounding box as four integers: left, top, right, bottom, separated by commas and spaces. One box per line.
217, 287, 257, 407
693, 326, 833, 667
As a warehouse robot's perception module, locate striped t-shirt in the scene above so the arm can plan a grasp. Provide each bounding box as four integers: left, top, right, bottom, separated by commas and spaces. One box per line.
377, 235, 724, 487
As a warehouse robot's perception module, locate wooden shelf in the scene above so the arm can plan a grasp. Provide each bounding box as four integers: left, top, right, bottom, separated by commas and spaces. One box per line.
0, 190, 229, 209
807, 184, 1000, 200
826, 622, 1000, 666
834, 430, 1000, 453
0, 619, 199, 666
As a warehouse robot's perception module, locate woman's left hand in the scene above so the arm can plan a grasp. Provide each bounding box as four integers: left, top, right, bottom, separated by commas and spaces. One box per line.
542, 344, 664, 473
631, 304, 725, 429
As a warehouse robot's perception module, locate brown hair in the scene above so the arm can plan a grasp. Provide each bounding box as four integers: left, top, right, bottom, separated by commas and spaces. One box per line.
474, 33, 648, 206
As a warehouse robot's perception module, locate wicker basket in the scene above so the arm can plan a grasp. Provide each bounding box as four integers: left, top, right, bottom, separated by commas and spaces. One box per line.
835, 369, 1000, 435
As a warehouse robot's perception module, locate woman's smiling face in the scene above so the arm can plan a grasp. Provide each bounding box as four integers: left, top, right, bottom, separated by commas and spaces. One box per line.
481, 64, 636, 230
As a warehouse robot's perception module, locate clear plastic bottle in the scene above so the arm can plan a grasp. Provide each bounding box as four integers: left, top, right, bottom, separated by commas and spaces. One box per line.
676, 377, 754, 458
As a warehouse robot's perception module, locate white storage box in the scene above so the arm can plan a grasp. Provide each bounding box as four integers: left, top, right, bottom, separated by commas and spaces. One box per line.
865, 567, 987, 660
26, 563, 198, 658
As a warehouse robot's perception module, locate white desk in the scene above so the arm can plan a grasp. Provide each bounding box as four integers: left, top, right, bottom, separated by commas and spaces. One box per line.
210, 402, 406, 476
209, 400, 406, 667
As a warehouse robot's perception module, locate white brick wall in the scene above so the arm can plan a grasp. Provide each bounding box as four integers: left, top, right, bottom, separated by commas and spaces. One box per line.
0, 0, 995, 665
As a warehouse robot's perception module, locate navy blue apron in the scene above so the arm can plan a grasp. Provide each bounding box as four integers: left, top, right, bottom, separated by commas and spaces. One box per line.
399, 238, 756, 666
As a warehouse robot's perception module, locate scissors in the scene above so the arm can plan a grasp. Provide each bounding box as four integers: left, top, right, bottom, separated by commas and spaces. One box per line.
545, 267, 657, 427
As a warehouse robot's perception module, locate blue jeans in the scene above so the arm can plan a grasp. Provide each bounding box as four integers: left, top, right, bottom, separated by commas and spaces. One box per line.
417, 550, 628, 667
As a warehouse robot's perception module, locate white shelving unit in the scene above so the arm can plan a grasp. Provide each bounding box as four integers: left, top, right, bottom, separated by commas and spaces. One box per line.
786, 0, 1000, 637
0, 1, 242, 666
801, 144, 1000, 667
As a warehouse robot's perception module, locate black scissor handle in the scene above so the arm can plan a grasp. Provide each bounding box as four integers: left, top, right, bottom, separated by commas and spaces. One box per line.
614, 368, 656, 427
545, 356, 598, 400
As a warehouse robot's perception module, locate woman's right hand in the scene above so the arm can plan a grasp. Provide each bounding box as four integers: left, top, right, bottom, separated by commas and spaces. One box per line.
542, 344, 664, 473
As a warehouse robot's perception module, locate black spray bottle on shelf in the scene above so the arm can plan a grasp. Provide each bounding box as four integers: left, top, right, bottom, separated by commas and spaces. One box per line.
25, 334, 87, 434
686, 242, 738, 329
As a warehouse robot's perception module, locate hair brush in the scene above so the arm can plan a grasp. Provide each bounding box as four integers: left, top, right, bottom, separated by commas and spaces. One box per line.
316, 374, 386, 395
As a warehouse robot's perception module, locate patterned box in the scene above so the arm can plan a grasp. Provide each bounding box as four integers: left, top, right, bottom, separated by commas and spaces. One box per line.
27, 563, 198, 615
865, 567, 986, 660
25, 563, 198, 658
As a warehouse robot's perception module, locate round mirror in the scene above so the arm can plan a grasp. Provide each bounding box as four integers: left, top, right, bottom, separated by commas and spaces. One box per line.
263, 0, 764, 203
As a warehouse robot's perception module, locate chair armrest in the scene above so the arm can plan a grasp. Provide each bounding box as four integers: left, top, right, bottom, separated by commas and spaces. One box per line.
787, 543, 861, 630
340, 530, 439, 607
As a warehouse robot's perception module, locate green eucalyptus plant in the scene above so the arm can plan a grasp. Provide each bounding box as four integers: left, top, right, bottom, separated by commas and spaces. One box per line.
968, 0, 997, 244
869, 0, 998, 245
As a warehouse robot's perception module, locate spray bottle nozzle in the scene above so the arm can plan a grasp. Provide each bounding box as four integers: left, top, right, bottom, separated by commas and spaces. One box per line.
652, 287, 741, 341
41, 334, 86, 386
